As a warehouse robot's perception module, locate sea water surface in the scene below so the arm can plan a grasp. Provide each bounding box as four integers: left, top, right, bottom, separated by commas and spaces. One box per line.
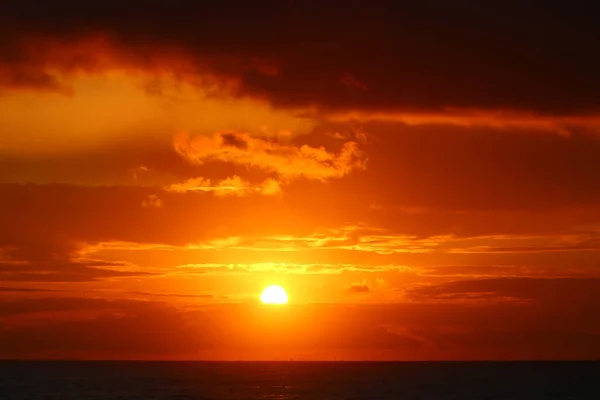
0, 361, 599, 399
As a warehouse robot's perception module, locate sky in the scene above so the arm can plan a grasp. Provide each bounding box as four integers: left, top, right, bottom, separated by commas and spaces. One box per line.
1, 0, 600, 360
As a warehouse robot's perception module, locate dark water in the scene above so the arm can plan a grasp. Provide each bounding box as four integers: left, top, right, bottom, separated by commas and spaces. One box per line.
0, 361, 599, 399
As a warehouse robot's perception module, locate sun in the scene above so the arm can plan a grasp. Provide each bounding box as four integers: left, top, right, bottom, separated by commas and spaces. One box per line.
260, 285, 288, 304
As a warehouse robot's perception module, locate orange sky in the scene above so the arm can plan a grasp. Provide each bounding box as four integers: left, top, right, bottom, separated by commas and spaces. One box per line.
2, 1, 600, 360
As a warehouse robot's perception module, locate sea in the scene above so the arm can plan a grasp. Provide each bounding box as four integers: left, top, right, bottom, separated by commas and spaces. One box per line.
0, 361, 599, 399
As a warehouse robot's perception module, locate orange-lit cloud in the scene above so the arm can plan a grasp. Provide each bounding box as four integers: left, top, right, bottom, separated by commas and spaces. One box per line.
326, 109, 600, 135
165, 176, 281, 196
174, 131, 366, 181
0, 34, 259, 94
0, 73, 315, 157
174, 262, 409, 275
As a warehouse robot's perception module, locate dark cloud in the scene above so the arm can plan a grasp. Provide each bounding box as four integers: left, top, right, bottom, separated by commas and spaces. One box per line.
346, 124, 600, 212
2, 1, 600, 114
0, 265, 152, 283
0, 299, 423, 358
0, 297, 140, 317
0, 286, 62, 293
405, 277, 600, 305
417, 264, 600, 279
1, 298, 600, 359
128, 291, 213, 299
0, 298, 206, 358
220, 133, 249, 150
0, 255, 153, 283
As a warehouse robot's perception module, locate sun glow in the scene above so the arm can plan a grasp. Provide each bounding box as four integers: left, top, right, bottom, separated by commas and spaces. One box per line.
260, 285, 288, 304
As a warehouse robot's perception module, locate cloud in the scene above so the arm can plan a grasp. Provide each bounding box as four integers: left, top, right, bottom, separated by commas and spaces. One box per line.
194, 226, 448, 254
404, 277, 600, 305
351, 123, 600, 212
0, 259, 153, 283
195, 229, 600, 256
1, 297, 600, 360
326, 110, 600, 136
2, 182, 600, 283
0, 183, 351, 263
339, 73, 368, 92
0, 34, 246, 95
348, 283, 370, 293
2, 1, 600, 118
0, 299, 424, 358
0, 52, 314, 159
415, 264, 600, 279
0, 62, 70, 94
0, 286, 62, 293
0, 297, 131, 319
174, 131, 365, 181
174, 262, 407, 275
127, 291, 213, 299
165, 176, 281, 196
141, 194, 163, 208
131, 165, 150, 180
0, 297, 208, 358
